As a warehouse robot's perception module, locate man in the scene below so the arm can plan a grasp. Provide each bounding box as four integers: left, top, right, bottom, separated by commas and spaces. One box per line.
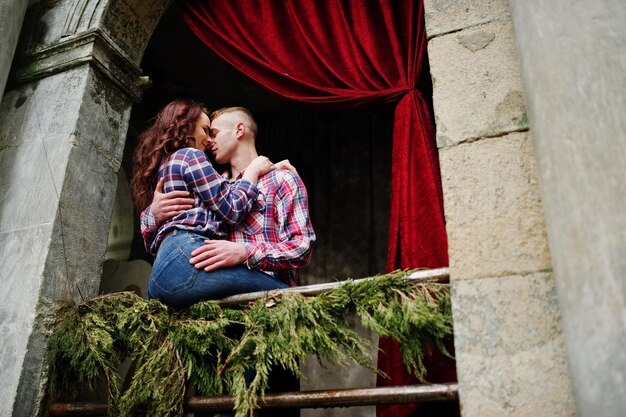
142, 106, 315, 287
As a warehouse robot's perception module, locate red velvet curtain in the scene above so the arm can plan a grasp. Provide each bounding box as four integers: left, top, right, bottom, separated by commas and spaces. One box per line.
179, 1, 454, 415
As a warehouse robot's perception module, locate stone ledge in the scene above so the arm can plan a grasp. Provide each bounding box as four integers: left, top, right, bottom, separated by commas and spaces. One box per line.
8, 29, 145, 100
424, 0, 511, 39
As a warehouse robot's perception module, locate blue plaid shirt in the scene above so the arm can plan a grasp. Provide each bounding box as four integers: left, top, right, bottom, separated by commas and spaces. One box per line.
141, 148, 258, 255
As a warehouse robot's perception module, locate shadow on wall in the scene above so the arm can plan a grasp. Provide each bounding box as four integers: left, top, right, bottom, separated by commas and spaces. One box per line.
100, 169, 151, 297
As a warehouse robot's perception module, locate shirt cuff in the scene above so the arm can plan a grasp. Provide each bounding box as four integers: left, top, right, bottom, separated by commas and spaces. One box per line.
143, 208, 158, 231
243, 242, 263, 269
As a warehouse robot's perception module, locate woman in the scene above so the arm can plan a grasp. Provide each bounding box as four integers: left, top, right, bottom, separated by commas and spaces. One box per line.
131, 100, 288, 307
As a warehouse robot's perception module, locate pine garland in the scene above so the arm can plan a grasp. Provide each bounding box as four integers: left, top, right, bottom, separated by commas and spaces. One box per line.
48, 270, 452, 417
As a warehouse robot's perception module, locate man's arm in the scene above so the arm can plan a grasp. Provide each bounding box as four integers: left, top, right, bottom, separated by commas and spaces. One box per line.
151, 177, 196, 222
190, 171, 316, 271
139, 177, 194, 253
189, 239, 248, 271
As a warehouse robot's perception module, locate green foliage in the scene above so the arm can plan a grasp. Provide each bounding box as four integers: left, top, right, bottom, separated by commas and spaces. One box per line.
47, 270, 452, 417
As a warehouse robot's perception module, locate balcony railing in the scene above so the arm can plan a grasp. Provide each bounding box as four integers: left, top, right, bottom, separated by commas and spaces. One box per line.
48, 267, 456, 416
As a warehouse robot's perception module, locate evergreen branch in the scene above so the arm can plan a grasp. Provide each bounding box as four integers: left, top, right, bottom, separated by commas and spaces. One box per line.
47, 270, 452, 416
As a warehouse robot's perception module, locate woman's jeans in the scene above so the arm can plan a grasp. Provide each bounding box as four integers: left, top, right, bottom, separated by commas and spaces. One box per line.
147, 230, 296, 416
147, 229, 288, 307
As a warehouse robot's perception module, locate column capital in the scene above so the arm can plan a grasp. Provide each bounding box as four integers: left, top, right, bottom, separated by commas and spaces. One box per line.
8, 28, 147, 101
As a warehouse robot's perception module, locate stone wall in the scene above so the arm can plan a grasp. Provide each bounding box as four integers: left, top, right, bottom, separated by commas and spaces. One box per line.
0, 1, 169, 415
0, 60, 128, 417
424, 1, 576, 415
509, 1, 626, 416
0, 0, 28, 100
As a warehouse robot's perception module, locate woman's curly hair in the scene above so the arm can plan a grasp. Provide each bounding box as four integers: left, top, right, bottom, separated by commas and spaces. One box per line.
130, 100, 207, 210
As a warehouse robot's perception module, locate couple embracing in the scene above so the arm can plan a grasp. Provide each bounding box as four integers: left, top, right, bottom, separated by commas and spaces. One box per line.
131, 101, 316, 308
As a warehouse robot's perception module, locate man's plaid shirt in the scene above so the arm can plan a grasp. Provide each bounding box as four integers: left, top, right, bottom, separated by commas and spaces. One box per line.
142, 165, 315, 287
224, 169, 316, 286
141, 148, 258, 255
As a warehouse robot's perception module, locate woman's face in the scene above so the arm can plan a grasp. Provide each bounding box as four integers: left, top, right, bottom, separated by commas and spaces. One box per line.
191, 112, 211, 152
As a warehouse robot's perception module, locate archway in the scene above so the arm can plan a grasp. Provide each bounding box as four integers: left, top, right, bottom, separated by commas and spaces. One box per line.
107, 6, 394, 417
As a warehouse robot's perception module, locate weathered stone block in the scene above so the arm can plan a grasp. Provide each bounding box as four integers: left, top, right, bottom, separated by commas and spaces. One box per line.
16, 1, 73, 54
0, 223, 54, 417
0, 0, 28, 99
440, 132, 550, 280
424, 0, 510, 38
451, 273, 576, 416
102, 0, 169, 63
429, 19, 527, 147
0, 69, 92, 230
0, 85, 32, 149
0, 69, 88, 230
510, 1, 626, 414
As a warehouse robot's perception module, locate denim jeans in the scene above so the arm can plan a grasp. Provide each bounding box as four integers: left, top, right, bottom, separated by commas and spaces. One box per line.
147, 229, 296, 416
147, 229, 288, 307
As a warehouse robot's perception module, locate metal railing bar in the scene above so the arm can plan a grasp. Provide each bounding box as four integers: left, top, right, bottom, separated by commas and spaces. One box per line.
48, 383, 459, 415
219, 267, 450, 307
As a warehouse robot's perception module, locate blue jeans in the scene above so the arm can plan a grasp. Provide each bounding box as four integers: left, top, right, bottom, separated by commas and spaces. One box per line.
147, 230, 294, 416
147, 229, 288, 307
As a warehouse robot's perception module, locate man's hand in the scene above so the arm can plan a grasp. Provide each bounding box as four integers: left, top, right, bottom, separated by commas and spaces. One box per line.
151, 178, 195, 223
190, 240, 248, 271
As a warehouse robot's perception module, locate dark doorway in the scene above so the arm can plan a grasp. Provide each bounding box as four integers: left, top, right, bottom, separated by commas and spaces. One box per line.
122, 4, 393, 285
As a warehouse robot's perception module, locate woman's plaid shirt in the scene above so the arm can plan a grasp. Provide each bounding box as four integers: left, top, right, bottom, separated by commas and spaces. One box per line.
141, 148, 258, 255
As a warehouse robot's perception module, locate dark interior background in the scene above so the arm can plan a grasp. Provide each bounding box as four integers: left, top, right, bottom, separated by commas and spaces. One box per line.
124, 4, 393, 283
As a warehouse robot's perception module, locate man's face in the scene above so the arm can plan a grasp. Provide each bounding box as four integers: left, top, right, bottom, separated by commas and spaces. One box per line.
209, 114, 238, 164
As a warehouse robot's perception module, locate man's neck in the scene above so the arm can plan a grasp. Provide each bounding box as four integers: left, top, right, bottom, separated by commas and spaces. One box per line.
229, 146, 258, 179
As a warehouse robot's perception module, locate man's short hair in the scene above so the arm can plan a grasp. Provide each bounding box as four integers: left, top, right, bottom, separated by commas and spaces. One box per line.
211, 107, 258, 138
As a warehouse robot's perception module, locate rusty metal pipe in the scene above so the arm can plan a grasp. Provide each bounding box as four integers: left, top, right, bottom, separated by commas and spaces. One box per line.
48, 403, 108, 416
220, 267, 450, 307
190, 383, 459, 411
49, 383, 458, 415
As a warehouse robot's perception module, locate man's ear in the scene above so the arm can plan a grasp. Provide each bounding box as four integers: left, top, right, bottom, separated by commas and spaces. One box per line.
234, 121, 245, 140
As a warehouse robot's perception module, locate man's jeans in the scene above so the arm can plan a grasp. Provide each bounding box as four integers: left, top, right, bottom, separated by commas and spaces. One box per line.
147, 229, 288, 307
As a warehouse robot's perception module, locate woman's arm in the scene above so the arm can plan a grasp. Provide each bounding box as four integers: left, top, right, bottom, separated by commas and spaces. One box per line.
178, 149, 257, 225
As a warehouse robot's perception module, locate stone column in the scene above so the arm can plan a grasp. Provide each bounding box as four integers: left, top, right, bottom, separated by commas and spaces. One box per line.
0, 0, 28, 100
424, 1, 576, 415
509, 1, 626, 416
0, 1, 169, 415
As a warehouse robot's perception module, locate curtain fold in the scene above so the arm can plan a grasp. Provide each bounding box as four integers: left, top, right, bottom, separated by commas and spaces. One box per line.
179, 1, 454, 415
387, 90, 446, 271
180, 0, 417, 106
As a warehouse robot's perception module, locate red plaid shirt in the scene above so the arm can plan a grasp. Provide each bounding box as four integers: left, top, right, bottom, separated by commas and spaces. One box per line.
141, 167, 315, 287
225, 169, 316, 286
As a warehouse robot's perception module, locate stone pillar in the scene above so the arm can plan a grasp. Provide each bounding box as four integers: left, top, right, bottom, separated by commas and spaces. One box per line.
0, 1, 169, 415
508, 2, 626, 416
0, 63, 130, 417
0, 0, 28, 101
424, 1, 577, 415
